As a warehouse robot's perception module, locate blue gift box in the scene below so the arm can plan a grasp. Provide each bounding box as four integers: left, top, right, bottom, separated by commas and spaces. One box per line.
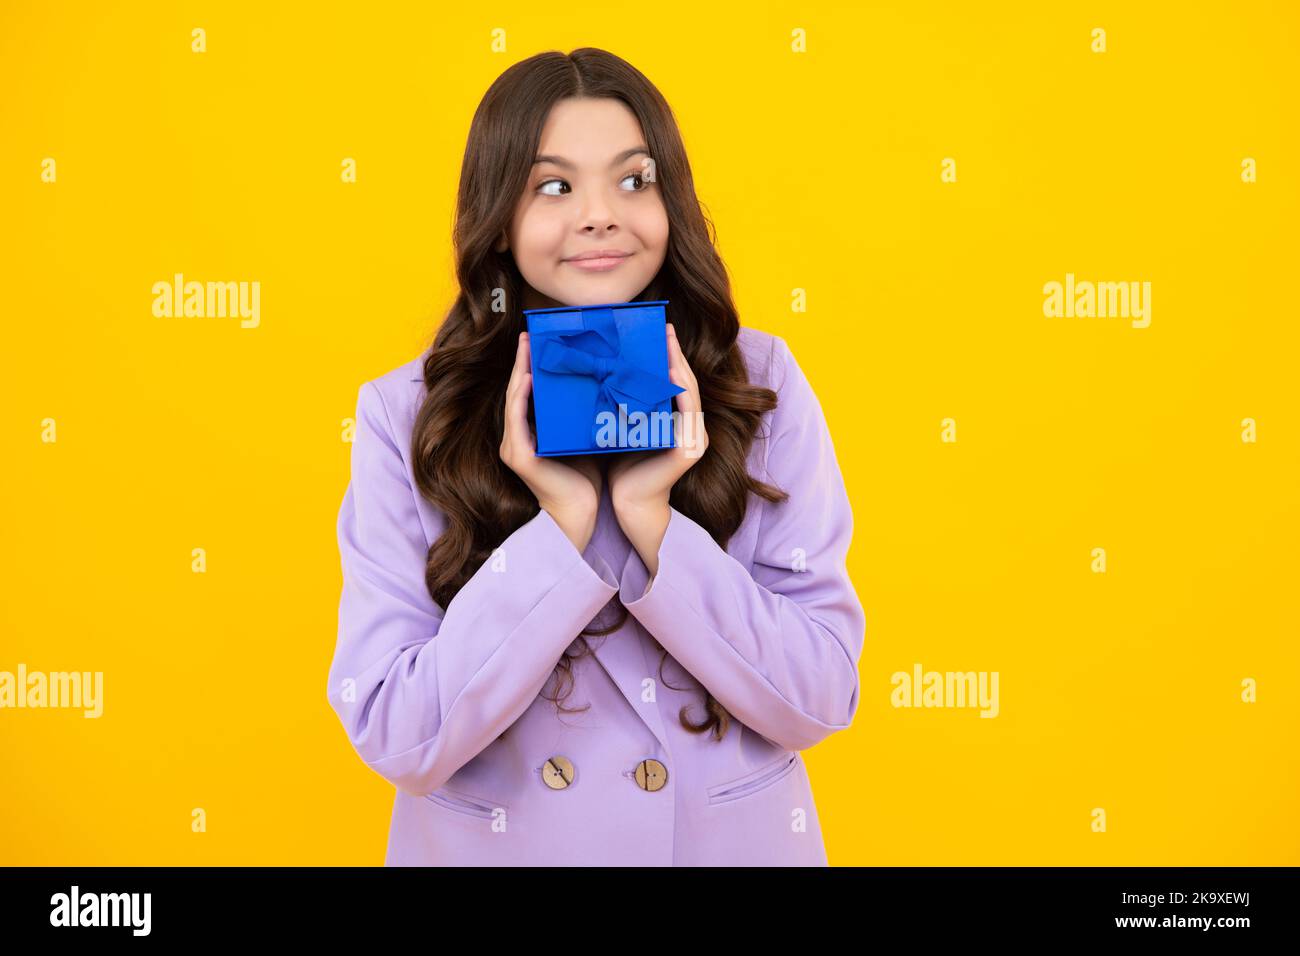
523, 299, 685, 457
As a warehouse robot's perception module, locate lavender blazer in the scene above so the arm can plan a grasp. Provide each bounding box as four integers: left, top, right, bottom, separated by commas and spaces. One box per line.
326, 326, 866, 866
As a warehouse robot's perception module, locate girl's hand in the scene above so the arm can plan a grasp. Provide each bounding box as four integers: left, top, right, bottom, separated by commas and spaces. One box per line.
607, 323, 709, 513
500, 331, 601, 551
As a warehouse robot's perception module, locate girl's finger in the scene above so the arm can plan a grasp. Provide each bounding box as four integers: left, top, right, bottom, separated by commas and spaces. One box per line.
666, 326, 685, 374
667, 332, 698, 398
511, 372, 535, 454
505, 334, 533, 448
506, 332, 526, 391
674, 377, 700, 416
667, 325, 693, 375
516, 331, 530, 375
664, 333, 702, 418
675, 334, 697, 388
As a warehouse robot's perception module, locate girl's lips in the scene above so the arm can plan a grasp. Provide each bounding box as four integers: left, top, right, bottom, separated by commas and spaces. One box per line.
564, 254, 631, 272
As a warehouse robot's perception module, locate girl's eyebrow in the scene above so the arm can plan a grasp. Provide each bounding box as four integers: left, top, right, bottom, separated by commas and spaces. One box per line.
532, 146, 650, 170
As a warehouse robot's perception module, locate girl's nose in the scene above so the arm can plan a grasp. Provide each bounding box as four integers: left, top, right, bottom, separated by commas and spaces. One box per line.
578, 197, 618, 230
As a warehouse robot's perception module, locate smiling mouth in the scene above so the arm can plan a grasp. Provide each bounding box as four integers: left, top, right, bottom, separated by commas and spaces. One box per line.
563, 252, 633, 272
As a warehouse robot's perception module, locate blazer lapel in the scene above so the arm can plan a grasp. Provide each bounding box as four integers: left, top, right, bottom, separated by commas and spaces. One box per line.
588, 614, 672, 757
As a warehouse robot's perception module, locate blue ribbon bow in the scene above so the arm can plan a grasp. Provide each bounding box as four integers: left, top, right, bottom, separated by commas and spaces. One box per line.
534, 306, 685, 449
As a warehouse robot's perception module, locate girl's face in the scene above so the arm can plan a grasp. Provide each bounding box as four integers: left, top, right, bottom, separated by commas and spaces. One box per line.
499, 96, 669, 310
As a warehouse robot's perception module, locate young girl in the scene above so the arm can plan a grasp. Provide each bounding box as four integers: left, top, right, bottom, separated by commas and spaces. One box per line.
326, 47, 866, 866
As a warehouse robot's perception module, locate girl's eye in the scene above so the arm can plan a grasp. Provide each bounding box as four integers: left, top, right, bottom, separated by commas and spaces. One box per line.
535, 170, 652, 197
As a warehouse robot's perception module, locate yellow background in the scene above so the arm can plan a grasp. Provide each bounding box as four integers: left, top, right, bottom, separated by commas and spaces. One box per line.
1, 1, 1296, 865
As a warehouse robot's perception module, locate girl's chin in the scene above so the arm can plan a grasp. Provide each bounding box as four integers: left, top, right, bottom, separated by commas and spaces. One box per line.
550, 284, 641, 308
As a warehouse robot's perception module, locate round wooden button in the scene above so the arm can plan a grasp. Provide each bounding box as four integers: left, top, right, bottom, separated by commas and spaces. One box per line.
542, 755, 575, 790
634, 758, 668, 792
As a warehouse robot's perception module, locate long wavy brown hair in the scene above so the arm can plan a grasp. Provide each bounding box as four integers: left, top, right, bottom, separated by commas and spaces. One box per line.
410, 48, 788, 743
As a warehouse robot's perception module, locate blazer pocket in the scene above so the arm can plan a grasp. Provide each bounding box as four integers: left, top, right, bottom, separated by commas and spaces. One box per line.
706, 752, 799, 806
424, 786, 506, 820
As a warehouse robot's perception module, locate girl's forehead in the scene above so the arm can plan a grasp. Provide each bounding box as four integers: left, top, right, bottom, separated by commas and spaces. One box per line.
536, 98, 646, 150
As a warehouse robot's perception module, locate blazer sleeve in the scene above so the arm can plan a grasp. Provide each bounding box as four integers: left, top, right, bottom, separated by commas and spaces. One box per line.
327, 380, 620, 797
615, 335, 866, 752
